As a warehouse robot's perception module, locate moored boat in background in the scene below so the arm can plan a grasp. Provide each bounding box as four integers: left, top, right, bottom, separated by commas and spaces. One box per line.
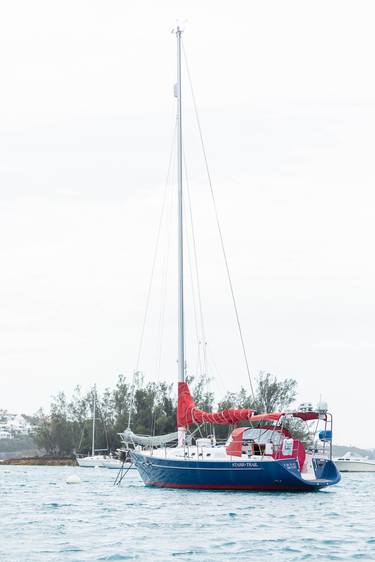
334, 452, 375, 473
75, 392, 135, 469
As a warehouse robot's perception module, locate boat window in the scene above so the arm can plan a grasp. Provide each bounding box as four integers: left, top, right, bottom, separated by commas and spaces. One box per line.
242, 428, 282, 445
253, 443, 265, 455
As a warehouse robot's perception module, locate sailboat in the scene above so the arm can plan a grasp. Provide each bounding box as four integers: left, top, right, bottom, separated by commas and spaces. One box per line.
130, 27, 341, 491
76, 391, 128, 469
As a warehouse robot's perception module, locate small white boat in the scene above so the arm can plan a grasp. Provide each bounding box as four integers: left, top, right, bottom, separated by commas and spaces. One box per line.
101, 456, 136, 470
76, 391, 106, 467
334, 452, 375, 472
76, 454, 134, 469
76, 454, 106, 468
75, 391, 134, 469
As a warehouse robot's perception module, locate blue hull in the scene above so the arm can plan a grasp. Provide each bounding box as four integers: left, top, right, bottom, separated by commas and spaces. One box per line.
131, 452, 341, 492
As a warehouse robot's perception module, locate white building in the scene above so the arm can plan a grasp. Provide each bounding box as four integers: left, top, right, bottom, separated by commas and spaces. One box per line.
0, 411, 35, 439
0, 428, 11, 439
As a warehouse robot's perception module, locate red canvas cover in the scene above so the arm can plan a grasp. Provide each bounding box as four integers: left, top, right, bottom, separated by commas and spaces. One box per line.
225, 427, 306, 468
177, 382, 255, 427
225, 428, 246, 457
249, 411, 324, 423
177, 382, 324, 429
273, 438, 306, 470
246, 412, 283, 423
292, 411, 324, 421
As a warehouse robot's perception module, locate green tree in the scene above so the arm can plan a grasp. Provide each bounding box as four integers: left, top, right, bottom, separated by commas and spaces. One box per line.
32, 371, 301, 455
255, 371, 297, 413
34, 393, 76, 455
187, 374, 215, 411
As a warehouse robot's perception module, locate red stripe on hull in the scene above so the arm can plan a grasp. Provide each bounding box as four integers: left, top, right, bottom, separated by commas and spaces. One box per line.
145, 481, 314, 491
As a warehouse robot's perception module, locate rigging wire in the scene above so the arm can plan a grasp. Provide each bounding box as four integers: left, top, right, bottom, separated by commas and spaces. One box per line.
97, 400, 110, 451
205, 344, 228, 399
183, 188, 203, 379
77, 422, 86, 453
182, 41, 255, 400
151, 152, 175, 436
128, 120, 177, 430
183, 148, 209, 378
155, 168, 174, 383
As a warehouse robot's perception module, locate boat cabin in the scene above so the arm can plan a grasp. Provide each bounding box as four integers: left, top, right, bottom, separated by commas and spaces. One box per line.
225, 426, 306, 469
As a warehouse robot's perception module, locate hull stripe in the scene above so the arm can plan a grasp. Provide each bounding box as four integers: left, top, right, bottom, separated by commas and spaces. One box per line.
145, 481, 316, 491
147, 463, 263, 471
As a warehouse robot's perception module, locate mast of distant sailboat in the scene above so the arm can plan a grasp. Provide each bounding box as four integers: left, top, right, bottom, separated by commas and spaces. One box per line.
91, 389, 96, 457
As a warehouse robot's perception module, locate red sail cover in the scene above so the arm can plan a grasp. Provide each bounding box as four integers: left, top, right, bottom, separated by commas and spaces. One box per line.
177, 382, 255, 426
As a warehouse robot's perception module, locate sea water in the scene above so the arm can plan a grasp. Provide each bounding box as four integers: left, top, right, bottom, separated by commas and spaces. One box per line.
0, 466, 374, 561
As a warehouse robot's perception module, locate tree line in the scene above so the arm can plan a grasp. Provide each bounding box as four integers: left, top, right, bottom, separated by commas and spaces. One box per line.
33, 372, 298, 456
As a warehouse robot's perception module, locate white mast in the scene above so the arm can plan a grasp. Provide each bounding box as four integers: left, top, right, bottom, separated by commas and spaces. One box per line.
91, 389, 96, 457
175, 26, 186, 446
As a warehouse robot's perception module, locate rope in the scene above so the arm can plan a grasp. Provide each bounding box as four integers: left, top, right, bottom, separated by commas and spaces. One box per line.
114, 459, 134, 487
182, 42, 255, 400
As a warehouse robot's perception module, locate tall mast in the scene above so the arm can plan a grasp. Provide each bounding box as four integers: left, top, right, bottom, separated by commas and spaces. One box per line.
175, 26, 186, 446
176, 27, 185, 385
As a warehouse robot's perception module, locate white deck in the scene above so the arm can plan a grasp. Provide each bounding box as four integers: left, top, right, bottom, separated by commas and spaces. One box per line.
139, 445, 282, 464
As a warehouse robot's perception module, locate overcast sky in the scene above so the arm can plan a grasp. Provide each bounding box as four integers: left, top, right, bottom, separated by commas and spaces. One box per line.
1, 1, 374, 448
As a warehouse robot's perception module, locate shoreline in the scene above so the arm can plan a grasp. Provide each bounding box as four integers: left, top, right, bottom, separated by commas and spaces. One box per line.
0, 456, 78, 466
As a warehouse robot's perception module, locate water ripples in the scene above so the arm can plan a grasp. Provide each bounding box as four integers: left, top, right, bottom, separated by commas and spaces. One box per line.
0, 467, 374, 561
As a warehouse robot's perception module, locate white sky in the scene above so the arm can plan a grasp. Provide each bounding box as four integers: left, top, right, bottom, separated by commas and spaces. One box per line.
1, 0, 374, 448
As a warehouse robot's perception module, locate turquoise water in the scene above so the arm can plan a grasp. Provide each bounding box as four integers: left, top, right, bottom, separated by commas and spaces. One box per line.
0, 466, 374, 561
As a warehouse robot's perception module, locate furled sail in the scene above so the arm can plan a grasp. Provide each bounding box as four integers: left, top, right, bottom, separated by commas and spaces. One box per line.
177, 382, 255, 426
119, 428, 178, 447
